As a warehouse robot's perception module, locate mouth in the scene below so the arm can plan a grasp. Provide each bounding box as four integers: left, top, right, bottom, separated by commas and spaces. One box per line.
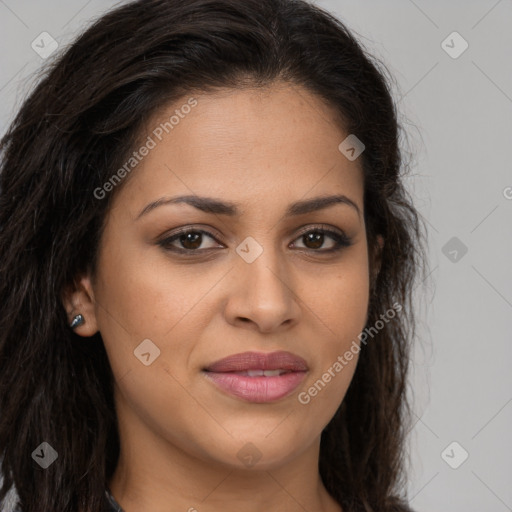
226, 369, 292, 377
202, 351, 308, 403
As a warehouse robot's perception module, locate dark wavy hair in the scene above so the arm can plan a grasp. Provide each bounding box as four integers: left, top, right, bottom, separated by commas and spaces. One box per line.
0, 0, 428, 510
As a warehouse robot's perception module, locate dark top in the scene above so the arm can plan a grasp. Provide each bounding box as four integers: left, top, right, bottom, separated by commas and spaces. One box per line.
9, 489, 123, 512
105, 488, 125, 512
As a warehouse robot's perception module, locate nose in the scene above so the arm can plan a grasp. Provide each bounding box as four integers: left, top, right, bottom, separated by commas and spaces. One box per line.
223, 244, 302, 333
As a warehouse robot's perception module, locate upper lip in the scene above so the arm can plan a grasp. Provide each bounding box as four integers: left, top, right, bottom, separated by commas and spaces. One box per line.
204, 351, 308, 372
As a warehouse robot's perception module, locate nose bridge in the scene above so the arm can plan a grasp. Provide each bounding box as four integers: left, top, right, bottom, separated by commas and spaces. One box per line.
236, 233, 289, 299
226, 233, 300, 331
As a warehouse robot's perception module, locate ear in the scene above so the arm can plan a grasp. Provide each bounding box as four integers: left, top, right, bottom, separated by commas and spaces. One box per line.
61, 274, 99, 337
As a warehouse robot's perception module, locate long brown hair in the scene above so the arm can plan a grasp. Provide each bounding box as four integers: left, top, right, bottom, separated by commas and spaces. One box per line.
0, 0, 428, 510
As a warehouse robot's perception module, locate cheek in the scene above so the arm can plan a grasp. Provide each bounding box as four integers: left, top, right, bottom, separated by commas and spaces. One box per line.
94, 234, 208, 338
296, 247, 369, 417
92, 239, 225, 393
314, 247, 370, 348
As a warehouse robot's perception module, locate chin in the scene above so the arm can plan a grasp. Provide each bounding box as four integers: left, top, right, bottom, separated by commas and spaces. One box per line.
202, 431, 313, 471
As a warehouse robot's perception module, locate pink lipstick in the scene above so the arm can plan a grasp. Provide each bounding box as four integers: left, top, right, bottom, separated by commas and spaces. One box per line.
203, 351, 308, 403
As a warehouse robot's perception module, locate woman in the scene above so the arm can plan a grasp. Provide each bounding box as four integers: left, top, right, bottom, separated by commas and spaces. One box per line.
0, 0, 428, 510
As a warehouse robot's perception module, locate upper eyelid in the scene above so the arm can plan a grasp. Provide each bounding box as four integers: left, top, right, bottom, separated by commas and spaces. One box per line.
163, 224, 345, 237
160, 225, 347, 247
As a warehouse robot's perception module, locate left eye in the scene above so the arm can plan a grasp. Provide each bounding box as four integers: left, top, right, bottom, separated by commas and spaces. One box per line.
159, 227, 352, 254
291, 228, 352, 252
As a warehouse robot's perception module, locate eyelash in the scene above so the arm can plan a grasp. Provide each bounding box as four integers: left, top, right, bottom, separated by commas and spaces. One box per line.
158, 225, 353, 256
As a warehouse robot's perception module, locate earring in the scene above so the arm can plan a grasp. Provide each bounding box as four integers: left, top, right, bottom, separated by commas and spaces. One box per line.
70, 314, 85, 329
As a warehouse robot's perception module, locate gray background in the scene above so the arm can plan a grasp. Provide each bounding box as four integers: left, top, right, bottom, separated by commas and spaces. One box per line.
1, 1, 511, 511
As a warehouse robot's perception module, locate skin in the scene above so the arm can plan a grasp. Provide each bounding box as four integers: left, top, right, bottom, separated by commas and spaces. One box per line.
63, 81, 383, 512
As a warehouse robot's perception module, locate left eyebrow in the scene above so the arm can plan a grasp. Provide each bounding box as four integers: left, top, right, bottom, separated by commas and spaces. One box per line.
136, 193, 361, 220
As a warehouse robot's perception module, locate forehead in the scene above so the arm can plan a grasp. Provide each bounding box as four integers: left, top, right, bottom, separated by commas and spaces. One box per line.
112, 82, 364, 218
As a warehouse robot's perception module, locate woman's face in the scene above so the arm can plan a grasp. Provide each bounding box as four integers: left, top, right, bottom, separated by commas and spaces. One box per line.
76, 82, 375, 471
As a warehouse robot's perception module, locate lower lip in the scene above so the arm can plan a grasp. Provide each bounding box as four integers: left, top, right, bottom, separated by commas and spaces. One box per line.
203, 371, 307, 403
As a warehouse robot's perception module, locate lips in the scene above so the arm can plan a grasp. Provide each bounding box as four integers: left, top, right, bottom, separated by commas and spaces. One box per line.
204, 351, 308, 373
203, 351, 308, 403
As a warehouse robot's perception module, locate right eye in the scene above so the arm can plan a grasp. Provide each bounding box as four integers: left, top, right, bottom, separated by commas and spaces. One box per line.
158, 228, 224, 254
